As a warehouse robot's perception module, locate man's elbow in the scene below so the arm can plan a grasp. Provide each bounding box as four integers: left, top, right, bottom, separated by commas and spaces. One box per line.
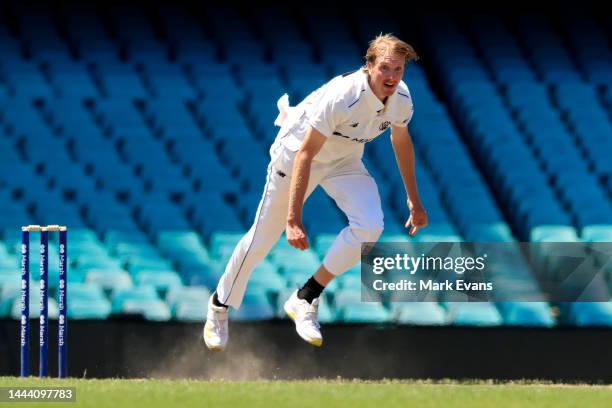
296, 148, 315, 163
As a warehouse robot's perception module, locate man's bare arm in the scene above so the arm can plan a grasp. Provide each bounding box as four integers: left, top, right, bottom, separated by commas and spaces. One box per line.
286, 127, 327, 249
390, 125, 428, 236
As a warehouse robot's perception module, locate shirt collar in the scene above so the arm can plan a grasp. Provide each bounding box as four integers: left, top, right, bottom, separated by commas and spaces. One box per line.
361, 70, 386, 113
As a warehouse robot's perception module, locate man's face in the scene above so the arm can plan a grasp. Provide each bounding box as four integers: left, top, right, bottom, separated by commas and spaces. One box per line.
367, 52, 405, 101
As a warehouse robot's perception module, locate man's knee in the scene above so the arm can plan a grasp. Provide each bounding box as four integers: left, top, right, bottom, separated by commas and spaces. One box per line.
351, 219, 384, 243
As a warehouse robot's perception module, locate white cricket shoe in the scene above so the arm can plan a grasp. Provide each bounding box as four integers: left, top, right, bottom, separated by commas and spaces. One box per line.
203, 295, 228, 352
283, 290, 323, 347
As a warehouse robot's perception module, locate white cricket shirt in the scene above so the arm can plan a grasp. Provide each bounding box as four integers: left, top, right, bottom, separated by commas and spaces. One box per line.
274, 69, 414, 163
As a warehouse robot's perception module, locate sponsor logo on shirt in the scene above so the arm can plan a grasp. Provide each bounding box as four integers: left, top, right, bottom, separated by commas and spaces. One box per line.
333, 131, 373, 144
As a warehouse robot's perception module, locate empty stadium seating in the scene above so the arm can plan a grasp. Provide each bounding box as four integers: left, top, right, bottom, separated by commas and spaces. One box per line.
0, 3, 610, 327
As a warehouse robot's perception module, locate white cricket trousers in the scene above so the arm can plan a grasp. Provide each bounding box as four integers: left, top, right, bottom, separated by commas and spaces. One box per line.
216, 142, 384, 308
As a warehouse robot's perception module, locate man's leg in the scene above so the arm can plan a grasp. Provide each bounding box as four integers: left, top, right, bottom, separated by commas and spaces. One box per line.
285, 159, 384, 346
216, 148, 325, 309
319, 160, 384, 275
204, 145, 292, 351
204, 213, 288, 351
205, 145, 324, 350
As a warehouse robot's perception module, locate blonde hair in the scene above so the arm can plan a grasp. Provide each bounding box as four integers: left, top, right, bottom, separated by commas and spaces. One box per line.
364, 33, 419, 67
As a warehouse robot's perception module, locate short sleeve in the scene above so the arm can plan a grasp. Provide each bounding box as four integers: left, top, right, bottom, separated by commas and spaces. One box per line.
392, 91, 414, 128
305, 88, 347, 138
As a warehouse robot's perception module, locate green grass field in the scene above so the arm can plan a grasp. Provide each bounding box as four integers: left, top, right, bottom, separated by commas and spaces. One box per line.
1, 377, 610, 407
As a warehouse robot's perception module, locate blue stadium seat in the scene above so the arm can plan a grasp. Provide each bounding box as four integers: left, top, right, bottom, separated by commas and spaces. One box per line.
47, 61, 99, 98
272, 248, 320, 276
156, 230, 211, 273
187, 193, 246, 238
339, 303, 391, 324
135, 270, 183, 293
122, 299, 171, 321
582, 225, 612, 242
94, 63, 149, 98
530, 225, 579, 242
247, 260, 286, 294
126, 257, 175, 275
208, 232, 244, 262
68, 299, 112, 320
174, 302, 206, 322
495, 302, 555, 327
394, 303, 448, 325
86, 269, 133, 293
189, 64, 242, 101
562, 302, 612, 327
333, 288, 362, 310
68, 282, 112, 319
445, 302, 503, 326
1, 60, 55, 98
230, 289, 274, 321
166, 285, 210, 316
185, 260, 224, 289
111, 285, 160, 314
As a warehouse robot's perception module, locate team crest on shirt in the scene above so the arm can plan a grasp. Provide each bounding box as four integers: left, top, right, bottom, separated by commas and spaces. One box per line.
379, 121, 391, 131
